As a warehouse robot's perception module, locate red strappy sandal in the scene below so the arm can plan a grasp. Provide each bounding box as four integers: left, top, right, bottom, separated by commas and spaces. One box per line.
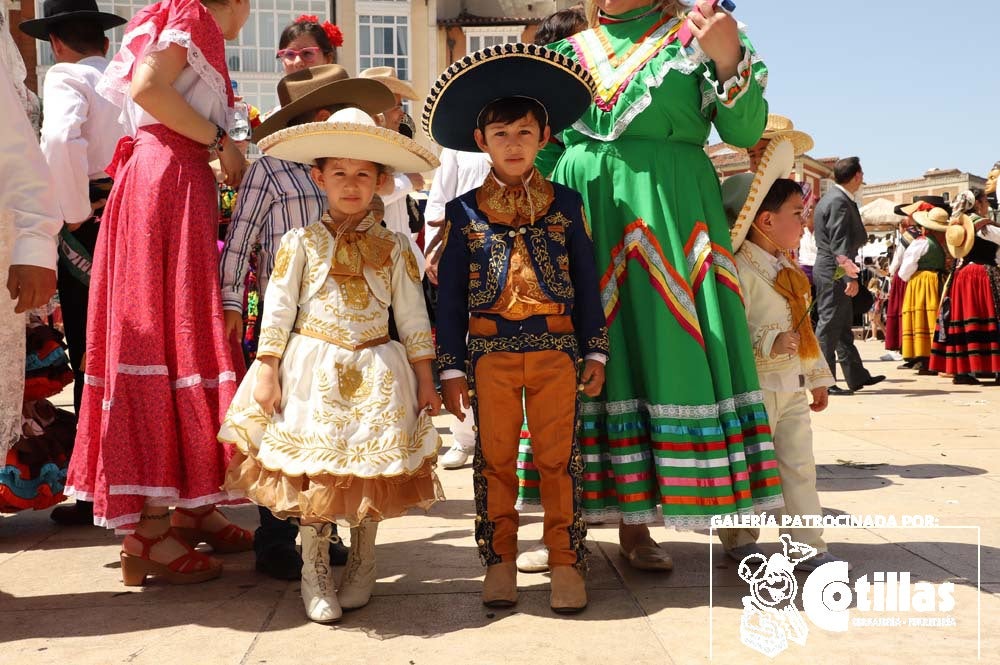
171, 507, 255, 554
120, 528, 223, 586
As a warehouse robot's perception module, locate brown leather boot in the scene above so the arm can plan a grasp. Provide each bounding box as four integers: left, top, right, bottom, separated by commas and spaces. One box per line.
482, 561, 518, 608
549, 565, 587, 614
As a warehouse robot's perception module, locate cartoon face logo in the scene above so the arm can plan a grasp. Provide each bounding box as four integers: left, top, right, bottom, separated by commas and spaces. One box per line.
737, 535, 818, 658
739, 535, 817, 609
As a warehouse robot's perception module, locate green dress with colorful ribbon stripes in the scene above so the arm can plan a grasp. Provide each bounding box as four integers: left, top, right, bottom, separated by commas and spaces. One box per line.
522, 6, 784, 528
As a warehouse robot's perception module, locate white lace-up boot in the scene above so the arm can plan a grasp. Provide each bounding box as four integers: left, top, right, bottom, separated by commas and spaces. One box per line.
338, 521, 379, 609
298, 522, 342, 623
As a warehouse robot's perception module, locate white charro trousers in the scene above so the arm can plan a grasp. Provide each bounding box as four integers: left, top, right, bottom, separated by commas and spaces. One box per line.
719, 389, 827, 552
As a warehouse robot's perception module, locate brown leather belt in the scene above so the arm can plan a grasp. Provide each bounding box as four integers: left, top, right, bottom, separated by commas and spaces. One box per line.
293, 327, 389, 351
469, 314, 574, 337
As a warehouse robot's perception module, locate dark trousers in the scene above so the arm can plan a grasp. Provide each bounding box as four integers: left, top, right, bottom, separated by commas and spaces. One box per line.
57, 221, 100, 413
814, 272, 872, 389
255, 505, 299, 556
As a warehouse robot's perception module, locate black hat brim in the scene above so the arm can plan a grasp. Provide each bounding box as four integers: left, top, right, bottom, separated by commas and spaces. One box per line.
423, 43, 594, 153
20, 12, 127, 41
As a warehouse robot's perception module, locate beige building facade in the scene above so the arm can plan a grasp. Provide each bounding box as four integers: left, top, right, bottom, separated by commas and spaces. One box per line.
861, 168, 988, 208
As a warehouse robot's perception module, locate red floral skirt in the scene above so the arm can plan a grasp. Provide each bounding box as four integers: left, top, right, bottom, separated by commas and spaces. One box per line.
66, 126, 245, 532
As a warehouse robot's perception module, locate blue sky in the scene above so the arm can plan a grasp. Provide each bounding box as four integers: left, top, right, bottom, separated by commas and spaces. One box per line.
721, 1, 999, 184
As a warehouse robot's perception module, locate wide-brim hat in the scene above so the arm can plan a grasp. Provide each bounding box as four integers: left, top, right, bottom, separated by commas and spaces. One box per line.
723, 139, 796, 252
359, 66, 419, 101
258, 107, 439, 174
945, 214, 976, 259
758, 114, 814, 157
422, 43, 595, 153
19, 0, 126, 40
895, 195, 952, 218
912, 206, 951, 233
253, 65, 395, 143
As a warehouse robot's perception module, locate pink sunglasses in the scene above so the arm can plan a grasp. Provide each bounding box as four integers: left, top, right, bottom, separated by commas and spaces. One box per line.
275, 46, 325, 63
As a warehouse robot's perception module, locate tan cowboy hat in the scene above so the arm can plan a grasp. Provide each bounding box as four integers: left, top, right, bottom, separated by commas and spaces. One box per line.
258, 107, 439, 173
759, 114, 815, 157
722, 139, 795, 252
359, 66, 419, 100
945, 214, 976, 259
912, 206, 951, 233
253, 65, 395, 143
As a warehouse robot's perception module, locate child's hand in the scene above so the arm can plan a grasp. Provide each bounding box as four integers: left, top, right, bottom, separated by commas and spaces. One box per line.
441, 377, 470, 420
579, 359, 605, 398
809, 386, 829, 413
772, 331, 801, 356
417, 377, 442, 416
224, 310, 244, 345
253, 360, 282, 415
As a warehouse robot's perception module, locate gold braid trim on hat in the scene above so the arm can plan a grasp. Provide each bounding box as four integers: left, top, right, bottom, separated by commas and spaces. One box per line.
258, 121, 438, 168
421, 43, 595, 141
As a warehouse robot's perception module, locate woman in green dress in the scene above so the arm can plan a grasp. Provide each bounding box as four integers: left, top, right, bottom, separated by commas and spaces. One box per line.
535, 0, 784, 569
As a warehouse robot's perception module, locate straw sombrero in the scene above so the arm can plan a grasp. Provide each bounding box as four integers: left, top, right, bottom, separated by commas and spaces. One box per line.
895, 195, 951, 218
740, 114, 814, 157
945, 214, 976, 259
422, 43, 595, 153
722, 139, 796, 252
253, 65, 395, 143
359, 66, 420, 101
912, 206, 951, 233
258, 107, 439, 173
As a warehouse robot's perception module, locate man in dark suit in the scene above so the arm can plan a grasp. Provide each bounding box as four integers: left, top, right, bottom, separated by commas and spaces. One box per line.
813, 157, 885, 394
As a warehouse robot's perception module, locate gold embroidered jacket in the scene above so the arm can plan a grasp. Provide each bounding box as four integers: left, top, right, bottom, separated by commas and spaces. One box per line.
435, 170, 609, 372
256, 218, 434, 364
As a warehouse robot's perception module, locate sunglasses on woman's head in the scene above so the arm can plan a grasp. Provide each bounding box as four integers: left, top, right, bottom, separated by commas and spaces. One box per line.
276, 47, 325, 63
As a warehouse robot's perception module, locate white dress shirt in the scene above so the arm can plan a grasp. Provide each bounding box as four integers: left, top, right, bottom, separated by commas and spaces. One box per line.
40, 56, 124, 224
898, 237, 929, 282
798, 228, 817, 267
382, 173, 425, 276
424, 149, 493, 223
2, 65, 61, 269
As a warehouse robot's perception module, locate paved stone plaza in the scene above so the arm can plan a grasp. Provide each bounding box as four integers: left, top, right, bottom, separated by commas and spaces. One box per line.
1, 341, 997, 664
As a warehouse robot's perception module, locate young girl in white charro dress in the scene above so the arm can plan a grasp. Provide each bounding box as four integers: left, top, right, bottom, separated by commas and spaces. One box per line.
219, 107, 442, 624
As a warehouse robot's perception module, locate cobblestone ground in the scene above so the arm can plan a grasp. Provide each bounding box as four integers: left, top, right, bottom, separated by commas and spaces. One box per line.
1, 341, 997, 664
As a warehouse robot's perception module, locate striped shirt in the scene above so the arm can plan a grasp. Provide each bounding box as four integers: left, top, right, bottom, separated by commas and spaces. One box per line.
219, 155, 327, 312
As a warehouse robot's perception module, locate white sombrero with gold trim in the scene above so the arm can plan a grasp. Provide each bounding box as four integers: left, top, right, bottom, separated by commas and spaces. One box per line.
258, 107, 439, 173
722, 138, 796, 252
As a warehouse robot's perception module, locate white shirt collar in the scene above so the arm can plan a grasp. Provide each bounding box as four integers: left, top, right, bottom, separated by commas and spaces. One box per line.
743, 239, 786, 271
490, 168, 534, 190
834, 183, 857, 201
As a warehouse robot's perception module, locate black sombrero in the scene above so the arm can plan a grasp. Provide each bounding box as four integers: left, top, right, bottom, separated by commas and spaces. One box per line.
422, 42, 595, 153
19, 0, 126, 41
